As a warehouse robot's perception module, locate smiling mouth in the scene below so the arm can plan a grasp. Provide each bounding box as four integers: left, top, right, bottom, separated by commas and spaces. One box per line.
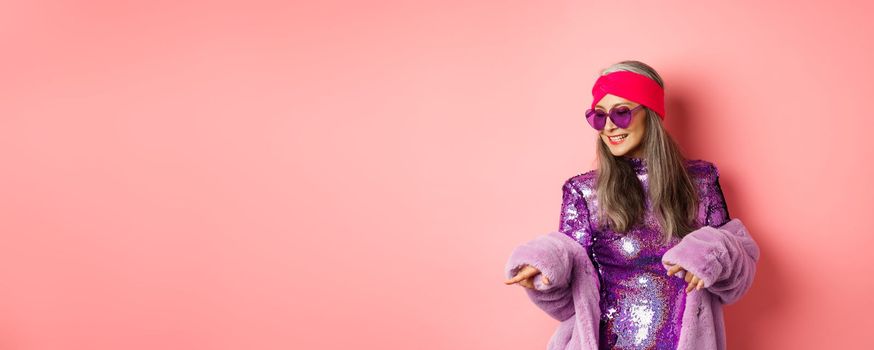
607, 134, 628, 142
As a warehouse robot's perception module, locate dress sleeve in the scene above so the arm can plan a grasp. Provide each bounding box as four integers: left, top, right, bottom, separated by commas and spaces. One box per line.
704, 164, 731, 228
559, 178, 595, 251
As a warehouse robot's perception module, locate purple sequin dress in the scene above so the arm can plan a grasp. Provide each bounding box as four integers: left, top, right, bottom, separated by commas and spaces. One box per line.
558, 156, 730, 350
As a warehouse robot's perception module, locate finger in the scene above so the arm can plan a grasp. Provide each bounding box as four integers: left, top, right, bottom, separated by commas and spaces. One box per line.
503, 273, 522, 284
686, 276, 697, 293
505, 266, 538, 284
696, 280, 705, 291
541, 274, 550, 285
687, 276, 700, 293
684, 271, 694, 283
666, 265, 683, 276
520, 277, 535, 289
504, 274, 525, 284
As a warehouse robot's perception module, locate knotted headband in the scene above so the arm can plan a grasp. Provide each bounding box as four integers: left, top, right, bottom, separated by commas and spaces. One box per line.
591, 70, 665, 120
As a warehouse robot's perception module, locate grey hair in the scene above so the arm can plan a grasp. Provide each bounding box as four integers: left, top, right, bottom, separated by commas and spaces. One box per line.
601, 60, 665, 88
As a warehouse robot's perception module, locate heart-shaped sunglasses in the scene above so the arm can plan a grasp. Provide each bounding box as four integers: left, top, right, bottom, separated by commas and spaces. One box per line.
585, 104, 644, 130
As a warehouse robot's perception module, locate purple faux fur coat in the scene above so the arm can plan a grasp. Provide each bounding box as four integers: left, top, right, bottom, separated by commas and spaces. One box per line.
504, 218, 759, 350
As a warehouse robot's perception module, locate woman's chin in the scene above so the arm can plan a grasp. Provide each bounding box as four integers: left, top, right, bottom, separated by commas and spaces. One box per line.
606, 145, 628, 156
607, 145, 639, 157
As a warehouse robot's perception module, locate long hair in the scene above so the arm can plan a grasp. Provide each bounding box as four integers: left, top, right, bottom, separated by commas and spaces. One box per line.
593, 60, 699, 243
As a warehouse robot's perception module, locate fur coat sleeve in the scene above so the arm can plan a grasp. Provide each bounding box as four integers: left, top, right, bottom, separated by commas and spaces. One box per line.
661, 218, 760, 305
504, 230, 582, 322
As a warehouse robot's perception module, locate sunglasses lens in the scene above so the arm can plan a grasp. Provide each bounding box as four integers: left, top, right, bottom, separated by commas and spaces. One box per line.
585, 109, 607, 130
611, 107, 633, 128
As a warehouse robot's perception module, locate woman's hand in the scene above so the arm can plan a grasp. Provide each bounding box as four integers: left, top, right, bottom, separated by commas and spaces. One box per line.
665, 262, 704, 293
503, 264, 550, 289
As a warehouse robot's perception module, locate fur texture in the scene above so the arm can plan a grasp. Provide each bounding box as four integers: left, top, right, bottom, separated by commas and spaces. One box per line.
505, 218, 759, 350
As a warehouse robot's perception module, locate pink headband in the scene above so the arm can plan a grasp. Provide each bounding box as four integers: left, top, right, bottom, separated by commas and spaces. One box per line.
591, 70, 665, 120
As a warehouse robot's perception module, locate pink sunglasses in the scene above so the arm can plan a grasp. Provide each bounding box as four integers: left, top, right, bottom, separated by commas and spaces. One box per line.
585, 104, 644, 130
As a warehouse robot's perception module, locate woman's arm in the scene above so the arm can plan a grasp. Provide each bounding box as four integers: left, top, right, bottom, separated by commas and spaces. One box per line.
504, 231, 579, 321
503, 177, 594, 321
558, 177, 596, 250
662, 218, 760, 304
704, 163, 731, 227
663, 165, 759, 304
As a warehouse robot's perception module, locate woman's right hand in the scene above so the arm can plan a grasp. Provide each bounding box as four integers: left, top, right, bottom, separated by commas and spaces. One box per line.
503, 264, 550, 289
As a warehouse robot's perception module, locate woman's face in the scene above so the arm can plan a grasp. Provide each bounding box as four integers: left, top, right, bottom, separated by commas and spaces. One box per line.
594, 94, 647, 158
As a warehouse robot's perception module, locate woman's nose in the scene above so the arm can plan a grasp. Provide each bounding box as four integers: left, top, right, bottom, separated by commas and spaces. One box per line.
603, 116, 617, 131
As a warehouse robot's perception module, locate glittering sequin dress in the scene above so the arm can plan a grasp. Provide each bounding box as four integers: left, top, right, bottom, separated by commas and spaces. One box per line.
558, 156, 731, 350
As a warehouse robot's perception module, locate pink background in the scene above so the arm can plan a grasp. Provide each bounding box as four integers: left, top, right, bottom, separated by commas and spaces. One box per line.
1, 1, 872, 349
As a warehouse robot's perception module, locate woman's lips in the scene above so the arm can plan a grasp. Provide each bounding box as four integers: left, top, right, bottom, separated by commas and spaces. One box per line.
607, 134, 628, 145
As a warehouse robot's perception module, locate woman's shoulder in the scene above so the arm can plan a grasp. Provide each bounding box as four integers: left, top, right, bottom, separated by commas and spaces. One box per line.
562, 169, 598, 192
684, 158, 721, 184
685, 158, 719, 173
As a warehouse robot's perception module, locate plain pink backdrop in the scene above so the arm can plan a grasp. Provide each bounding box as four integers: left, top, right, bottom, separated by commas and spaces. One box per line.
1, 1, 872, 349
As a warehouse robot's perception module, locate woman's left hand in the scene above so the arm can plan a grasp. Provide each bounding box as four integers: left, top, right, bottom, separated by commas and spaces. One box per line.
664, 262, 704, 293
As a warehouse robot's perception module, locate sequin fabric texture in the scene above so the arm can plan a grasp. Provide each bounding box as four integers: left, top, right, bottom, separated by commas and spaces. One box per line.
558, 156, 730, 350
